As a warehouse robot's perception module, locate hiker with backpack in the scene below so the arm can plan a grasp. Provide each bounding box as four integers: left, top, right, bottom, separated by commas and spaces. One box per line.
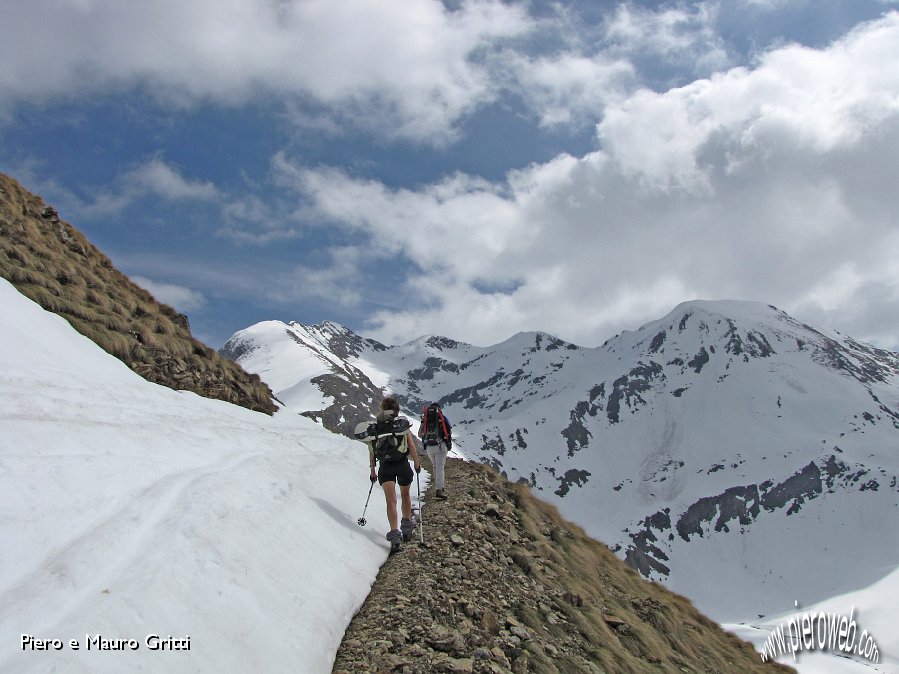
418, 402, 452, 500
360, 397, 421, 552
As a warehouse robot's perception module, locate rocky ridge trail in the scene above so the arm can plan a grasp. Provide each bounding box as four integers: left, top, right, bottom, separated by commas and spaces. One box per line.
332, 457, 791, 674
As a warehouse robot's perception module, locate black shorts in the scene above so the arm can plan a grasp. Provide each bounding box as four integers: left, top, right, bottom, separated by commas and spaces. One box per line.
378, 459, 413, 486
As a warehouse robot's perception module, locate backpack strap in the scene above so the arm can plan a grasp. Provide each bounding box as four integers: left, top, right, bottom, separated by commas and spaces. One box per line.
437, 409, 450, 440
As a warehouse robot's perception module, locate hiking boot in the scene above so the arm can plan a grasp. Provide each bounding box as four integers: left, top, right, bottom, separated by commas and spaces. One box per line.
435, 489, 447, 500
386, 529, 403, 553
400, 517, 416, 542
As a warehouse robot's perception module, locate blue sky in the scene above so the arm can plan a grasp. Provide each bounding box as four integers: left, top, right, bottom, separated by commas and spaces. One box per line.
2, 0, 898, 350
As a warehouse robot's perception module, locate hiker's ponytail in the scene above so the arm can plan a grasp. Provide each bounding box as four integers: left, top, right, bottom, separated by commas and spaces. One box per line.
380, 397, 400, 413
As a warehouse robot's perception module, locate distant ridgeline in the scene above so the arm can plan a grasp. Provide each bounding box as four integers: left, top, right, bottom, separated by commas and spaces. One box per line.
0, 173, 276, 415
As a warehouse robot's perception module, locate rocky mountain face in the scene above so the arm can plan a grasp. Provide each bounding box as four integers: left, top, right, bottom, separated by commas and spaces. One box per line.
220, 319, 385, 434
0, 173, 276, 414
222, 301, 899, 622
332, 457, 792, 674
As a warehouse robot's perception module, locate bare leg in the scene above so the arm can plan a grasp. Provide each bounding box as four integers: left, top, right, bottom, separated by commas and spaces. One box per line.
400, 484, 412, 520
382, 481, 398, 531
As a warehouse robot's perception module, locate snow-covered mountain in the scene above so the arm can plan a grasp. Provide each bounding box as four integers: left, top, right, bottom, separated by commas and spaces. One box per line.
220, 319, 389, 437
222, 300, 899, 624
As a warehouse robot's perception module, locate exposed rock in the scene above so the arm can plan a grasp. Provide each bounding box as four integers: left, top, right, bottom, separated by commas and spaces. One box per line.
605, 360, 665, 424
623, 454, 881, 577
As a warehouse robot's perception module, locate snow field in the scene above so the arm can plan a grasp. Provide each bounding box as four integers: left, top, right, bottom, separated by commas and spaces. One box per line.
0, 279, 422, 673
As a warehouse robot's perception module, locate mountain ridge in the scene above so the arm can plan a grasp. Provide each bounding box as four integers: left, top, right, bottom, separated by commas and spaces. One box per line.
333, 456, 794, 674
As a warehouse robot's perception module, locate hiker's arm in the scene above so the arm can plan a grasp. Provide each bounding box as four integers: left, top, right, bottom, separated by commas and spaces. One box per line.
407, 432, 421, 472
368, 443, 377, 481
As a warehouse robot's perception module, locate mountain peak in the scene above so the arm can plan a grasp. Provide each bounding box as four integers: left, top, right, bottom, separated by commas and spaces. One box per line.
312, 319, 352, 335
664, 298, 784, 325
496, 330, 580, 353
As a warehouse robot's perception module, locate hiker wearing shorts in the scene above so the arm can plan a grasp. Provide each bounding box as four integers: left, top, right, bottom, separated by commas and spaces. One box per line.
369, 397, 421, 548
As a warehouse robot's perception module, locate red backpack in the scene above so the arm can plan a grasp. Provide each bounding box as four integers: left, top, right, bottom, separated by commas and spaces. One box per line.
420, 403, 452, 449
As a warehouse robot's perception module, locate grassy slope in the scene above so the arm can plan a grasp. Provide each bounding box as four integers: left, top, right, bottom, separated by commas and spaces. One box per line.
0, 173, 276, 415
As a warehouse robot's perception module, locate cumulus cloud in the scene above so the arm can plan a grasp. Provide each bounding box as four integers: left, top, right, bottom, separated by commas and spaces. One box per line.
603, 1, 730, 72
273, 152, 522, 272
0, 1, 742, 143
0, 0, 531, 144
8, 2, 898, 350
598, 11, 899, 193
499, 51, 636, 129
279, 12, 899, 348
4, 157, 221, 219
486, 2, 733, 132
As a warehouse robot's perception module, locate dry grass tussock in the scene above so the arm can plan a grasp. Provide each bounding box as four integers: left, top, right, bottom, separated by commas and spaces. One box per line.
0, 173, 276, 414
501, 470, 792, 673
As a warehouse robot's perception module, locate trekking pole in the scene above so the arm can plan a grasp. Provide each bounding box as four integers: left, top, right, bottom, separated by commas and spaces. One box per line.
416, 471, 424, 543
357, 479, 376, 527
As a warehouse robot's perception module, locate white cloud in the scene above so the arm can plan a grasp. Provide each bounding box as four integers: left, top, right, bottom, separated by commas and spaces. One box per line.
486, 2, 732, 133
8, 3, 898, 349
124, 159, 220, 201
740, 0, 787, 7
0, 0, 532, 144
266, 247, 365, 309
0, 159, 214, 220
500, 51, 636, 129
789, 231, 899, 347
66, 158, 221, 218
602, 2, 731, 74
132, 276, 206, 313
219, 194, 304, 245
279, 12, 899, 349
798, 263, 865, 313
597, 11, 899, 192
275, 155, 524, 278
